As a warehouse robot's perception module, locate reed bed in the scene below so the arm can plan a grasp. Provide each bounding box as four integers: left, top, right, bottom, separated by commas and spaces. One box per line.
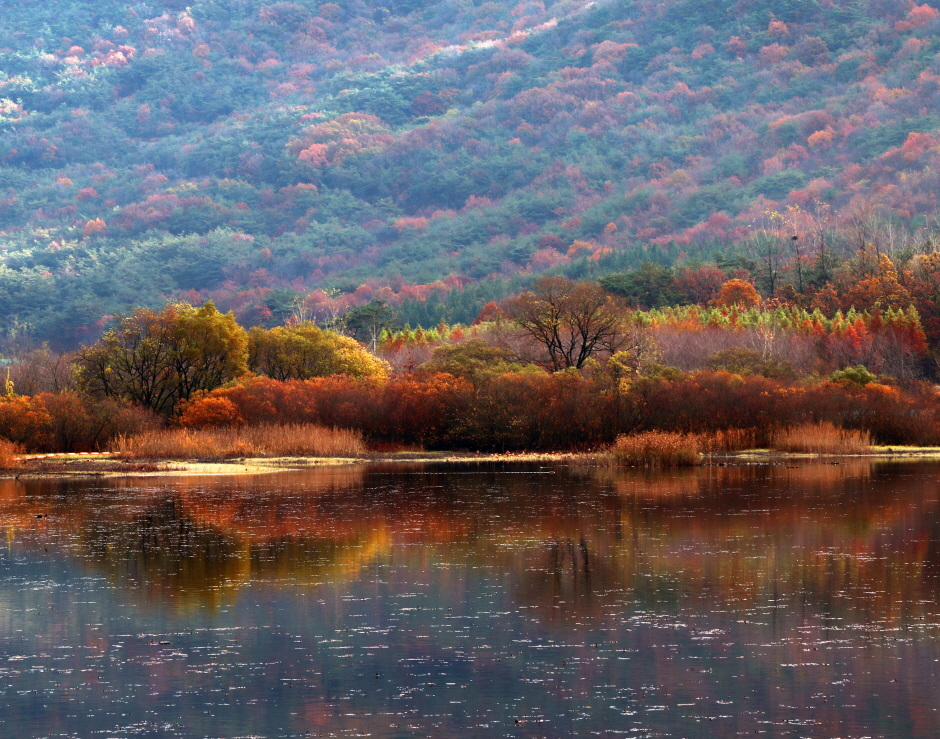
0, 438, 22, 469
609, 431, 703, 467
771, 422, 871, 454
697, 428, 758, 453
608, 427, 758, 467
110, 423, 365, 460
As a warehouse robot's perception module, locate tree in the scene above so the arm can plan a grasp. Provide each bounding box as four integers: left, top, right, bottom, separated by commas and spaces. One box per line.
7, 345, 75, 395
503, 277, 627, 371
749, 232, 785, 296
173, 303, 250, 402
344, 301, 397, 352
76, 302, 247, 415
422, 338, 531, 384
713, 279, 762, 308
248, 322, 389, 380
600, 263, 678, 309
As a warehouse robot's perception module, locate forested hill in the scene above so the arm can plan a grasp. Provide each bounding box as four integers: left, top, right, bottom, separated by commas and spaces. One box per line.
1, 0, 939, 344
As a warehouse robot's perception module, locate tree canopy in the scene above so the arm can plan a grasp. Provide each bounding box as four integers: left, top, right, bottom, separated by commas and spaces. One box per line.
503, 277, 627, 371
76, 302, 247, 415
0, 1, 940, 344
248, 322, 390, 381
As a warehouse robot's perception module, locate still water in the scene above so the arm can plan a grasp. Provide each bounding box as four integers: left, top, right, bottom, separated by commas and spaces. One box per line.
0, 460, 939, 738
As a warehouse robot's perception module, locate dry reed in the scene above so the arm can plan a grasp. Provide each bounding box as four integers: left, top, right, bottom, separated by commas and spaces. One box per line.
0, 438, 22, 469
771, 421, 871, 454
609, 427, 759, 467
609, 431, 703, 467
110, 423, 365, 460
697, 428, 757, 453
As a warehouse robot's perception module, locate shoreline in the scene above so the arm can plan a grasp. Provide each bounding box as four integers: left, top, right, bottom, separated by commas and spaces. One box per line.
4, 446, 940, 478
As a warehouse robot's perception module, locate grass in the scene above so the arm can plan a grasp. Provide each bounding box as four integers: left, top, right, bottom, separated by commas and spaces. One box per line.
771, 422, 871, 454
110, 424, 365, 460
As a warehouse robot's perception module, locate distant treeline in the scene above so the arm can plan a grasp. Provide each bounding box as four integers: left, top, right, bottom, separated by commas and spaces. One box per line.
2, 264, 940, 454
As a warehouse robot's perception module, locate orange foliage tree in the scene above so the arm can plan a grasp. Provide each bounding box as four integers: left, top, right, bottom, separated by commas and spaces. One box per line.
713, 279, 761, 308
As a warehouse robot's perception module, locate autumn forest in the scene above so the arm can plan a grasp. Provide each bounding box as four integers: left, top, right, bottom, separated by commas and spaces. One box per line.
3, 0, 940, 454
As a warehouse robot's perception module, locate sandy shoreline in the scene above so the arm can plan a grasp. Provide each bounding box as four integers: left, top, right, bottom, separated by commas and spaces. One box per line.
3, 451, 588, 478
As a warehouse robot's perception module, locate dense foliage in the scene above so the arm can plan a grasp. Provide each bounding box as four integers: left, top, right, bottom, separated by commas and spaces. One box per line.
3, 269, 940, 454
73, 301, 383, 415
4, 0, 940, 344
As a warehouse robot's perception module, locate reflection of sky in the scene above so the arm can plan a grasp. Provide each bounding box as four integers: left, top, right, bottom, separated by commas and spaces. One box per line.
0, 461, 939, 737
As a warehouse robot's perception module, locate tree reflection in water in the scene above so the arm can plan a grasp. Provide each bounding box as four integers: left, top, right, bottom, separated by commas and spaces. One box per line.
0, 460, 938, 737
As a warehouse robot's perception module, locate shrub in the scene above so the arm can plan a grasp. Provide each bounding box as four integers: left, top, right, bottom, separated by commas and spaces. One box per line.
0, 393, 160, 453
0, 438, 22, 469
178, 396, 245, 428
0, 396, 53, 451
705, 347, 797, 380
829, 365, 877, 387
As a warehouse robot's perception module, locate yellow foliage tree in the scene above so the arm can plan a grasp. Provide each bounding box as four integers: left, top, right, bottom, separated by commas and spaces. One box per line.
77, 302, 247, 415
248, 322, 389, 381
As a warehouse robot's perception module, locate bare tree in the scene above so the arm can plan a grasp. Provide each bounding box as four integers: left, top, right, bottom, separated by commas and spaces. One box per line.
608, 323, 662, 378
503, 277, 627, 371
7, 345, 75, 395
748, 231, 785, 296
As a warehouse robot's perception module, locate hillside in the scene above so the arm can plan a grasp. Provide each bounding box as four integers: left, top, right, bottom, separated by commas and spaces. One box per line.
1, 0, 939, 344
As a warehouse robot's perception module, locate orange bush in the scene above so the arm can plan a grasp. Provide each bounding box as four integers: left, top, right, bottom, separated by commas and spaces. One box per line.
0, 396, 53, 451
178, 396, 245, 428
713, 279, 761, 308
0, 393, 159, 453
0, 438, 22, 469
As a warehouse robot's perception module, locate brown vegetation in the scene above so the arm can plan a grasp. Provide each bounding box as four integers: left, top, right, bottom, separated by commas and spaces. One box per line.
698, 428, 758, 453
771, 422, 872, 454
610, 431, 703, 467
110, 424, 365, 460
0, 439, 22, 470
14, 459, 166, 474
0, 393, 159, 453
172, 369, 940, 453
609, 427, 758, 466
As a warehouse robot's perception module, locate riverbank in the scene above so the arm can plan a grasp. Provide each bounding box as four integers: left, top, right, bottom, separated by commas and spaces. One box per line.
5, 446, 940, 478
4, 450, 591, 477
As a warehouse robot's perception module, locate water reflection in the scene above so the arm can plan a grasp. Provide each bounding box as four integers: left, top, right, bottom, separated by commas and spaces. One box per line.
0, 461, 938, 737
4, 462, 937, 619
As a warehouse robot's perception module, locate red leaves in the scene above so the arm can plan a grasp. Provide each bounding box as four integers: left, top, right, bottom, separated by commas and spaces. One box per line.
290, 112, 394, 167
82, 218, 106, 237
895, 4, 939, 31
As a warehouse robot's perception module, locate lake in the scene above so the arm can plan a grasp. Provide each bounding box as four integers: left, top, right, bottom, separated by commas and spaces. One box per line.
0, 460, 938, 738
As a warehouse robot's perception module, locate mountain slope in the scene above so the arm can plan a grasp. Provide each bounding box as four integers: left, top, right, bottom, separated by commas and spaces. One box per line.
0, 0, 938, 342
